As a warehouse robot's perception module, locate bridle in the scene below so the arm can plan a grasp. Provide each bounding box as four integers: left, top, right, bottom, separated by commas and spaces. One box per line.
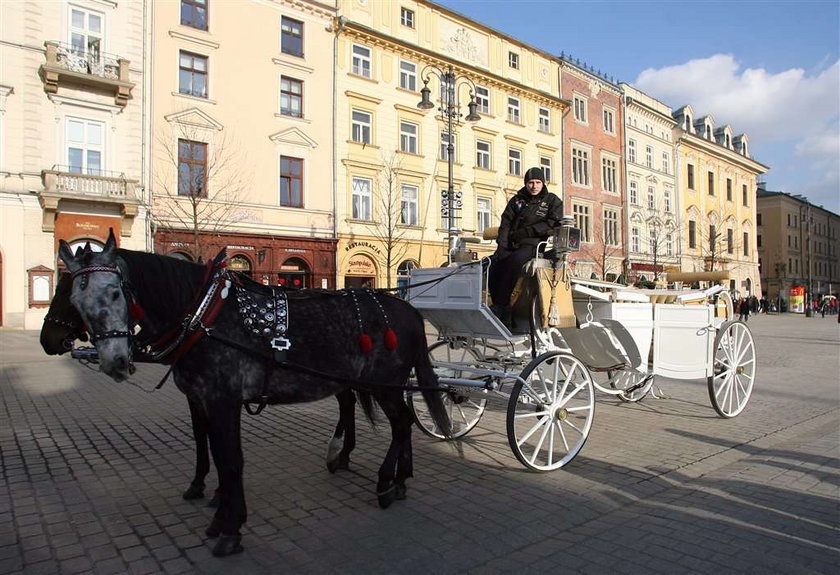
70, 264, 135, 344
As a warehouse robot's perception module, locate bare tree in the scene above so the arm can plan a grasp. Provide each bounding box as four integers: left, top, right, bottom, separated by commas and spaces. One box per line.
579, 216, 623, 280
153, 121, 252, 260
698, 207, 742, 274
363, 152, 410, 289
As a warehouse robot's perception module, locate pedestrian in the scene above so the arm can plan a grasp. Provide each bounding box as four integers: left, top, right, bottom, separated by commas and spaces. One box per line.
739, 297, 750, 322
489, 167, 563, 327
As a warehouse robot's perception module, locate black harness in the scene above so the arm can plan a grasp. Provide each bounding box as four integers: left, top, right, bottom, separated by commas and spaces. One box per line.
70, 264, 135, 344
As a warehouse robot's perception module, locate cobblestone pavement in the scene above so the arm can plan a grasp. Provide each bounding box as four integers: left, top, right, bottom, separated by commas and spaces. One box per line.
1, 313, 838, 574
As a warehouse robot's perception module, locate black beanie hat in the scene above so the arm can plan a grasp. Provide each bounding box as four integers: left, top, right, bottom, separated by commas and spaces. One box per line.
524, 167, 545, 185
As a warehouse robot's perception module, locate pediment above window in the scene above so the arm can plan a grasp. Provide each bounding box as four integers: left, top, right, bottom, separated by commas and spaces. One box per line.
269, 127, 318, 149
164, 108, 223, 131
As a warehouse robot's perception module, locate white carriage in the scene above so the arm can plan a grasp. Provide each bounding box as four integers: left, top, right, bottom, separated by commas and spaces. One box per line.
407, 226, 756, 472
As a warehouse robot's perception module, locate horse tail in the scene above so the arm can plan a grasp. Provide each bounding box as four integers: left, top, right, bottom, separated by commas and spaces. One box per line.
414, 339, 452, 439
354, 390, 377, 426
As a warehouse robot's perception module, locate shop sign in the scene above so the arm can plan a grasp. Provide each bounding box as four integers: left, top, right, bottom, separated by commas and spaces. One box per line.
345, 241, 382, 256
347, 254, 376, 275
227, 245, 254, 251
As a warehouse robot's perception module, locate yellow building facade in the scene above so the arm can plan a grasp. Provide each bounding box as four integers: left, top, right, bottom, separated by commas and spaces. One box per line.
673, 105, 767, 296
334, 0, 565, 289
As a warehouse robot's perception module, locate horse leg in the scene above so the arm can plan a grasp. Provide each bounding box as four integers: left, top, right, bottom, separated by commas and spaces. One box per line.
183, 397, 211, 501
204, 401, 246, 557
327, 389, 356, 473
374, 391, 413, 509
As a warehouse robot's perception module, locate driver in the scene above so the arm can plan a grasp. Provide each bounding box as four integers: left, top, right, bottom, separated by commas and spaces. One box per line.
489, 167, 563, 326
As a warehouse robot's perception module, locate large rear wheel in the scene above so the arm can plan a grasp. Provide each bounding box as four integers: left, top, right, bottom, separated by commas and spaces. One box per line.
506, 351, 594, 471
408, 340, 488, 439
708, 321, 756, 418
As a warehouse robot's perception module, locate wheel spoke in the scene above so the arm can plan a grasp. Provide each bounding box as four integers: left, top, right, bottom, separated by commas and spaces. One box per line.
528, 417, 553, 465
517, 415, 548, 447
560, 417, 585, 437
554, 419, 570, 451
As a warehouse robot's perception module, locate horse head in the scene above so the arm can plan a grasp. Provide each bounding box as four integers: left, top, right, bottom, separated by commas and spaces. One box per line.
58, 229, 134, 382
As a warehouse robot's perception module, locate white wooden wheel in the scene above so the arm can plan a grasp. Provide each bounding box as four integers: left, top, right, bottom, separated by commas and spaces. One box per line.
708, 320, 756, 418
717, 290, 735, 322
408, 340, 487, 439
608, 369, 655, 403
506, 351, 595, 471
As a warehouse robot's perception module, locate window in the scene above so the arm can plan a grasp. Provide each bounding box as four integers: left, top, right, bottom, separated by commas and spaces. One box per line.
477, 198, 492, 233
540, 157, 552, 184
628, 140, 636, 164
631, 227, 640, 252
787, 213, 791, 227
508, 51, 519, 69
757, 213, 762, 226
573, 95, 587, 123
573, 203, 591, 243
602, 157, 617, 193
401, 184, 418, 225
571, 147, 590, 186
603, 108, 615, 133
399, 60, 417, 91
179, 51, 208, 98
629, 181, 638, 205
507, 96, 520, 123
66, 118, 104, 175
177, 139, 207, 197
69, 6, 103, 60
688, 220, 696, 248
281, 17, 303, 57
181, 0, 207, 30
508, 148, 521, 176
662, 152, 670, 174
743, 232, 750, 256
440, 132, 456, 161
400, 7, 414, 28
666, 233, 674, 256
647, 186, 655, 210
476, 140, 491, 169
539, 107, 551, 132
645, 145, 653, 168
400, 121, 417, 154
708, 171, 715, 195
742, 184, 749, 206
604, 209, 619, 246
351, 110, 371, 144
280, 76, 303, 118
352, 44, 371, 78
351, 177, 372, 220
726, 178, 733, 201
727, 228, 734, 254
474, 86, 490, 114
687, 164, 695, 190
664, 190, 672, 212
709, 224, 717, 252
280, 156, 303, 207
649, 232, 657, 255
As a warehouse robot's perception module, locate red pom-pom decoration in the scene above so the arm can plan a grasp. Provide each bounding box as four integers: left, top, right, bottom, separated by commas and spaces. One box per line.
129, 301, 145, 321
384, 328, 398, 350
359, 333, 373, 354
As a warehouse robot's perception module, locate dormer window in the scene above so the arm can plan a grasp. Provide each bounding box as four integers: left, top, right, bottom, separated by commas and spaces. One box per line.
684, 116, 691, 131
725, 134, 731, 148
705, 124, 711, 139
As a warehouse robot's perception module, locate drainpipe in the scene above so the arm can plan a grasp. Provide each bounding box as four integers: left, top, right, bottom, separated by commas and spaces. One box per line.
331, 15, 347, 289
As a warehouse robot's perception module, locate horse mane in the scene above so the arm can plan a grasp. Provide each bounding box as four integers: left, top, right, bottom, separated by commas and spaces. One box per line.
116, 249, 206, 326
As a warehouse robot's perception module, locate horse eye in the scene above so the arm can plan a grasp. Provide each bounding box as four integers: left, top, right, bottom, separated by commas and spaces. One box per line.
111, 290, 121, 302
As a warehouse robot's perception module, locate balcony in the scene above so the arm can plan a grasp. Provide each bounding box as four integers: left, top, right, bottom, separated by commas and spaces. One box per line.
40, 166, 141, 236
40, 41, 134, 106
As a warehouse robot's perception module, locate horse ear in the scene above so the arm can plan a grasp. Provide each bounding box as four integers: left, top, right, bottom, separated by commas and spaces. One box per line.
58, 240, 81, 272
102, 228, 117, 259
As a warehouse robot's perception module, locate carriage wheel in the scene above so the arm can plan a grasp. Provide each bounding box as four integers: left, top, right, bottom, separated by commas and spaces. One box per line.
708, 321, 756, 418
407, 340, 488, 440
608, 369, 655, 403
506, 351, 595, 471
717, 290, 735, 322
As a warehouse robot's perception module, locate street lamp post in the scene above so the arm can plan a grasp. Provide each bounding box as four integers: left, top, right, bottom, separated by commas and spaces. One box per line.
417, 64, 480, 259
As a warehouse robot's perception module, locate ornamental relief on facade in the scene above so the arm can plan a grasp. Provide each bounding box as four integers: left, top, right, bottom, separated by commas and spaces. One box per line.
439, 19, 487, 68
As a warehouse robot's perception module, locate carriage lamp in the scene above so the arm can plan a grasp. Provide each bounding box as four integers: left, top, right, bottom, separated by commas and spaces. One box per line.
417, 64, 481, 258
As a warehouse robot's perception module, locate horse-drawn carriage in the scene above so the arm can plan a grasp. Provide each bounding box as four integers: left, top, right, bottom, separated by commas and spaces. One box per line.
405, 220, 756, 471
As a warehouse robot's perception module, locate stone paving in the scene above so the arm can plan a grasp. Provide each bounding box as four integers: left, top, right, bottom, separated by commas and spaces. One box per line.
1, 313, 838, 574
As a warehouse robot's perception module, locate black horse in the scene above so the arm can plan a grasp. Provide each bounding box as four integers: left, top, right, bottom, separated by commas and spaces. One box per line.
57, 231, 450, 557
40, 271, 372, 502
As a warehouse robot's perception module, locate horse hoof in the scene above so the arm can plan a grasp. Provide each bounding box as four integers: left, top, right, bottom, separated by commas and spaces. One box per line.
212, 535, 243, 557
207, 493, 220, 508
182, 484, 205, 500
377, 485, 396, 509
205, 518, 222, 539
395, 483, 407, 500
326, 458, 350, 474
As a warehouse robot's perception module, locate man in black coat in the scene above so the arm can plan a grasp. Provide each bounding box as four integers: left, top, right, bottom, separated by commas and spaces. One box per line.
489, 167, 564, 326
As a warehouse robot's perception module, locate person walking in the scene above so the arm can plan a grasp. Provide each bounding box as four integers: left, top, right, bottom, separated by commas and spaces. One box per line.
739, 297, 750, 322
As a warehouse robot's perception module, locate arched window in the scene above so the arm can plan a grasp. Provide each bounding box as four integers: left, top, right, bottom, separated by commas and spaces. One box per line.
229, 255, 252, 277
278, 257, 310, 288
168, 251, 193, 262
397, 260, 418, 276
68, 239, 104, 253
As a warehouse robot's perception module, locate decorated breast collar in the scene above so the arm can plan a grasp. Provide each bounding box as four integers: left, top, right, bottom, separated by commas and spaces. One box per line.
235, 286, 290, 354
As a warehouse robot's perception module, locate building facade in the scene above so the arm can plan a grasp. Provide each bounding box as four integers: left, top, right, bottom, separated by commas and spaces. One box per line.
756, 187, 839, 307
0, 0, 147, 328
558, 58, 624, 281
673, 105, 766, 295
334, 0, 565, 288
150, 0, 337, 289
620, 83, 678, 285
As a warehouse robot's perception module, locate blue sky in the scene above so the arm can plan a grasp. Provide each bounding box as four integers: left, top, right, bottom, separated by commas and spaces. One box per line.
439, 0, 840, 213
